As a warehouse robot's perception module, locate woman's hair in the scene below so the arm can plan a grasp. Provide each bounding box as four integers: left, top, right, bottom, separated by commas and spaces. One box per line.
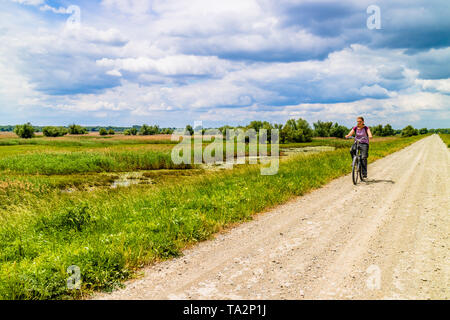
357, 116, 364, 122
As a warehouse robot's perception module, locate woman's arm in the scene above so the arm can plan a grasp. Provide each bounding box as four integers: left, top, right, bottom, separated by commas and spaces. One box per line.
345, 128, 355, 139
367, 127, 373, 139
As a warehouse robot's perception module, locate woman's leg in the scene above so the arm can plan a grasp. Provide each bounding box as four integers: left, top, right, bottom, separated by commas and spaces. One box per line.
360, 144, 369, 177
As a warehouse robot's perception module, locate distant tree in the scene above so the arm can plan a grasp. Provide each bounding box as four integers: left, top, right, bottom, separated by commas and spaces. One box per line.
257, 121, 275, 142
219, 125, 234, 138
107, 129, 115, 135
329, 123, 348, 138
68, 124, 87, 135
281, 118, 313, 143
161, 128, 174, 134
130, 127, 138, 135
247, 121, 273, 133
371, 124, 384, 136
43, 126, 68, 137
185, 125, 194, 136
402, 125, 419, 137
428, 129, 435, 133
0, 125, 14, 132
272, 123, 284, 142
219, 125, 233, 134
14, 123, 35, 139
123, 129, 131, 135
139, 124, 160, 135
297, 118, 314, 142
99, 128, 108, 136
139, 124, 151, 135
419, 128, 428, 135
152, 125, 160, 134
281, 120, 299, 143
313, 120, 333, 137
382, 124, 395, 136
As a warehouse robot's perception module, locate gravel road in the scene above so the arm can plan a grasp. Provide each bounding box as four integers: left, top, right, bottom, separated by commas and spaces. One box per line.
94, 135, 449, 300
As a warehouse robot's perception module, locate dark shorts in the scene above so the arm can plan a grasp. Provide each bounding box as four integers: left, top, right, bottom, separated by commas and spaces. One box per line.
350, 143, 369, 159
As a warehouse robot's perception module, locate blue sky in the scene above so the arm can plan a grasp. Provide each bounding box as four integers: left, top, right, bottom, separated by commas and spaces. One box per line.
0, 0, 449, 128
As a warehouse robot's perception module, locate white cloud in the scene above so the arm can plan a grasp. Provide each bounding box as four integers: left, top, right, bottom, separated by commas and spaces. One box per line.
358, 85, 391, 97
2, 0, 449, 127
29, 43, 449, 127
416, 79, 450, 94
66, 26, 128, 46
106, 69, 122, 77
11, 0, 44, 5
96, 55, 235, 76
39, 4, 68, 14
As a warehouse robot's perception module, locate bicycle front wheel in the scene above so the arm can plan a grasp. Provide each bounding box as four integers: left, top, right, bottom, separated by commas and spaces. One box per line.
359, 157, 365, 181
352, 156, 359, 185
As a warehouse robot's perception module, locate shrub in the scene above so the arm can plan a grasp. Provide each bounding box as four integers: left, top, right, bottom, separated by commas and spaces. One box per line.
140, 124, 160, 135
68, 124, 87, 135
419, 128, 428, 135
402, 125, 419, 137
99, 128, 108, 136
123, 129, 131, 136
382, 124, 396, 136
247, 121, 274, 133
14, 123, 35, 139
369, 124, 396, 137
43, 126, 68, 137
161, 128, 174, 135
330, 123, 348, 138
371, 124, 384, 136
185, 125, 194, 136
107, 129, 115, 135
244, 121, 278, 141
37, 204, 94, 232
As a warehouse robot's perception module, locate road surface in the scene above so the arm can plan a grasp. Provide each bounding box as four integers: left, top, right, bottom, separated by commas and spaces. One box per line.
94, 135, 449, 300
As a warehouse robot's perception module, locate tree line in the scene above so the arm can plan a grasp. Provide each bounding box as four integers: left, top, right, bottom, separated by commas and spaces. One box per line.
7, 121, 449, 141
214, 120, 446, 143
9, 123, 176, 139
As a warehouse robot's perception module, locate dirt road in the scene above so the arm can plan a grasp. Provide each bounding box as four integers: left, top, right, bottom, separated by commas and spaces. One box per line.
95, 135, 449, 300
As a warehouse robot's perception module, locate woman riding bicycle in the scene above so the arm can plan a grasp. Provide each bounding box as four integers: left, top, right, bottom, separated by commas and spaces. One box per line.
345, 116, 373, 178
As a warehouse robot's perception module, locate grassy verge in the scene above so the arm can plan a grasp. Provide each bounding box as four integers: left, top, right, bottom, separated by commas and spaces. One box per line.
438, 133, 450, 147
0, 138, 178, 147
0, 135, 425, 299
0, 150, 192, 175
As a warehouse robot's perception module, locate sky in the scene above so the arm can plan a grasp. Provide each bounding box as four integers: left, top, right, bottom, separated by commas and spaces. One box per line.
0, 0, 449, 128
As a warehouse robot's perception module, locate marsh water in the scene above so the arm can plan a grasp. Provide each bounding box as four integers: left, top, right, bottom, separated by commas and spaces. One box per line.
281, 146, 336, 156
111, 172, 154, 188
64, 145, 336, 191
200, 145, 336, 170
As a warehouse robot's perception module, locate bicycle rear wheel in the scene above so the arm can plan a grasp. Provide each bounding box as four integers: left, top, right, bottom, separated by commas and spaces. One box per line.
352, 156, 359, 185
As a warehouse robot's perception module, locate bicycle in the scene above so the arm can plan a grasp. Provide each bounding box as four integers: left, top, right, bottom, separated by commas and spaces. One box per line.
350, 140, 365, 185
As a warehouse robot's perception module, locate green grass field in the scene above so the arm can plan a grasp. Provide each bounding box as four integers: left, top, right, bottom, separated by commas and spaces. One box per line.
438, 133, 450, 147
0, 133, 427, 299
